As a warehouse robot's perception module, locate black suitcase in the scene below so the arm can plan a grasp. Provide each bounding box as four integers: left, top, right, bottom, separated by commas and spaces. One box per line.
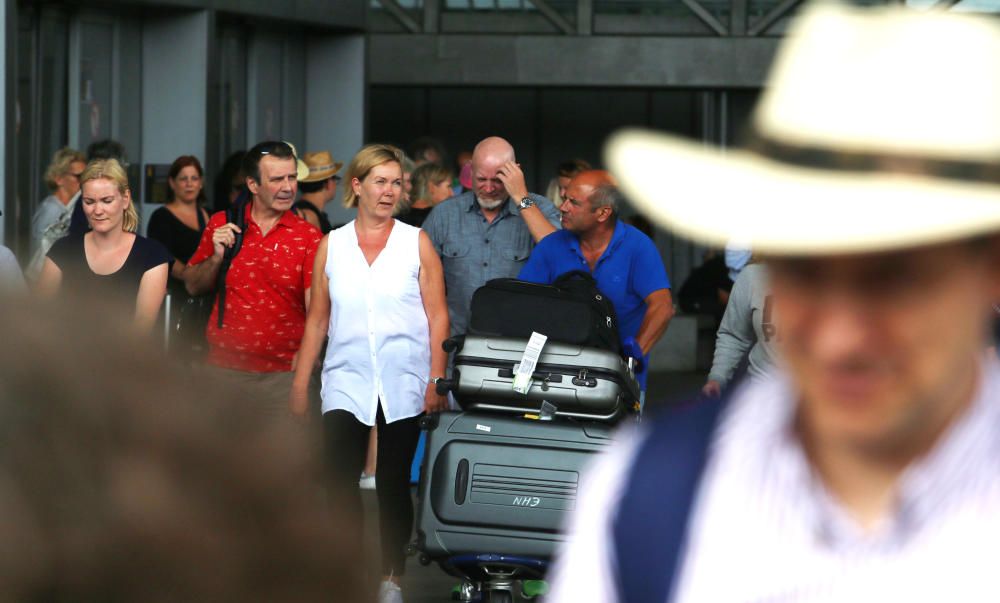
439, 335, 640, 422
415, 411, 614, 561
469, 272, 622, 354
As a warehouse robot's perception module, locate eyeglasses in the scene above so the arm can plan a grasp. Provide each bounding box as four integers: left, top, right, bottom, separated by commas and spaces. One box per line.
332, 175, 342, 183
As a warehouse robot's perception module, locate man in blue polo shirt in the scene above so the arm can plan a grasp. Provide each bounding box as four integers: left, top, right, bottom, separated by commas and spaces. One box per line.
518, 170, 674, 391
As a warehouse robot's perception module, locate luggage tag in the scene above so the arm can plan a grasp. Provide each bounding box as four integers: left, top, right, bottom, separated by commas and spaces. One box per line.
512, 332, 547, 395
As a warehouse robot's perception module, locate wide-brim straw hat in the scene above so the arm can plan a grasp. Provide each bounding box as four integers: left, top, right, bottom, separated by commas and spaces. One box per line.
606, 2, 1000, 255
282, 141, 311, 183
300, 150, 344, 183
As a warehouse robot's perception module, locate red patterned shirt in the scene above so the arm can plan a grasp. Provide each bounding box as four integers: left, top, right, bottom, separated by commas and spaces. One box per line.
189, 208, 322, 372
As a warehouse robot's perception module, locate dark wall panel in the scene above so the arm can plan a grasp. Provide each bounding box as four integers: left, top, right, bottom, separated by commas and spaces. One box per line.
368, 86, 426, 150
537, 88, 648, 179
426, 87, 538, 188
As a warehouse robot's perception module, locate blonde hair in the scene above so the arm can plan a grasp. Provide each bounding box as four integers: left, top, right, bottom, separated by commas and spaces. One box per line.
44, 147, 86, 192
80, 159, 139, 233
411, 162, 452, 205
342, 144, 404, 208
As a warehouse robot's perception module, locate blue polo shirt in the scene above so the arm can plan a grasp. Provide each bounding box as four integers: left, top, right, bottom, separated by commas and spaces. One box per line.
518, 222, 670, 387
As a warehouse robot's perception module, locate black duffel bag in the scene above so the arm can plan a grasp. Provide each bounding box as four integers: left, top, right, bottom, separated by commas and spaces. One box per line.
468, 270, 622, 354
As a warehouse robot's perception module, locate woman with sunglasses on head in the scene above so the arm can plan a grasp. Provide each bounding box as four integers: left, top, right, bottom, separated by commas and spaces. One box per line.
290, 144, 449, 603
37, 159, 170, 334
31, 147, 86, 252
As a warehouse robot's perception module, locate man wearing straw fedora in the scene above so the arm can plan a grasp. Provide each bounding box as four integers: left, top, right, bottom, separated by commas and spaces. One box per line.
294, 150, 343, 234
548, 3, 1000, 602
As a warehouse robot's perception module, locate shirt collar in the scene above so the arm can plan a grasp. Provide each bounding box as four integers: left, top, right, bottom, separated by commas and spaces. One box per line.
766, 361, 1000, 550
568, 220, 626, 262
246, 207, 298, 232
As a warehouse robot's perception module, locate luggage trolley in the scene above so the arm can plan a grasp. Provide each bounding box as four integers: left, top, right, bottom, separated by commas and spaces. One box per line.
412, 331, 639, 601
411, 410, 620, 602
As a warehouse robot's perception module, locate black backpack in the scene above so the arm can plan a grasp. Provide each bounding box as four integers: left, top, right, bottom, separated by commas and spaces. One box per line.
215, 197, 248, 328
468, 270, 622, 354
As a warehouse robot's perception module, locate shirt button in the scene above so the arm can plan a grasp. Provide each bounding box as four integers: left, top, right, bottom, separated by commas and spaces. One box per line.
483, 262, 488, 267
484, 239, 489, 244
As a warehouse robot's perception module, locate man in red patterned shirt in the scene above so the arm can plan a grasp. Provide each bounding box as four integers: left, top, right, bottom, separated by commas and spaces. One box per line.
185, 141, 321, 414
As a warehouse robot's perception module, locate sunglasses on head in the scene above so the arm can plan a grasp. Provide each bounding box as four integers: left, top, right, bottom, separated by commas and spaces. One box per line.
252, 141, 295, 158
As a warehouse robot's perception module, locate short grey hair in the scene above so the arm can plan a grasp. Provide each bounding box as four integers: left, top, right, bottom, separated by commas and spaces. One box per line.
589, 184, 623, 217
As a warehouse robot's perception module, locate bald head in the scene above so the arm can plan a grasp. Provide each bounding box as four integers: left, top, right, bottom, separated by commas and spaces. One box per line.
471, 136, 518, 208
569, 169, 616, 192
565, 170, 617, 206
472, 136, 516, 168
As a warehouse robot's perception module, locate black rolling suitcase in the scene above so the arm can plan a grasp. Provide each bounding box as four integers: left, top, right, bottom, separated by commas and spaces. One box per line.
438, 335, 640, 422
415, 411, 614, 561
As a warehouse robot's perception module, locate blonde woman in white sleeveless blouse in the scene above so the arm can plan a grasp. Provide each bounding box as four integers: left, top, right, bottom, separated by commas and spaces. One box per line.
290, 144, 448, 602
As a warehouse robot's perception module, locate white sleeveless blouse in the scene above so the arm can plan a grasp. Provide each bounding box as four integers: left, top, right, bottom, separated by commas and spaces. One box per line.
321, 220, 429, 425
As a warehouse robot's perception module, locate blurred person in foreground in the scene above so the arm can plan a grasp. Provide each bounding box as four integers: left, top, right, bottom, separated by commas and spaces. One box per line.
37, 159, 169, 334
549, 4, 1000, 601
0, 294, 368, 602
291, 144, 449, 603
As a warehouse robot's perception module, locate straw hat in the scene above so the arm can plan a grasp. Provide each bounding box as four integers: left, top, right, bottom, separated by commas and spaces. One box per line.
281, 141, 311, 183
300, 151, 344, 183
605, 2, 1000, 255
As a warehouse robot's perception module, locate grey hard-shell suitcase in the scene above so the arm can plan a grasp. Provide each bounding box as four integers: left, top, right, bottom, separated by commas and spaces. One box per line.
415, 411, 614, 560
438, 335, 640, 422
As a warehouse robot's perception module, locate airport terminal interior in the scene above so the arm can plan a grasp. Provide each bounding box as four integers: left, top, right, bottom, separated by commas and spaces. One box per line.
3, 1, 998, 601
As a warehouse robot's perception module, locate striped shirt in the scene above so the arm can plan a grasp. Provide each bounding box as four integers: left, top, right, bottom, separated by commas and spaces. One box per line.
548, 363, 1000, 602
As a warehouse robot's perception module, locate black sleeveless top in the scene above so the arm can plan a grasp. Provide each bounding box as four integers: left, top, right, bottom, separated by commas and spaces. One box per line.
147, 206, 207, 297
292, 200, 333, 234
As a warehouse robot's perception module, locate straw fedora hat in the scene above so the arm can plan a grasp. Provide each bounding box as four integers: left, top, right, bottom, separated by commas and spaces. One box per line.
281, 141, 311, 183
300, 150, 344, 183
605, 2, 1000, 255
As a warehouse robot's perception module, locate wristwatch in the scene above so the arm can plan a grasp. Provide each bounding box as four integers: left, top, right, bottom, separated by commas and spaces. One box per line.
430, 377, 445, 385
518, 197, 535, 210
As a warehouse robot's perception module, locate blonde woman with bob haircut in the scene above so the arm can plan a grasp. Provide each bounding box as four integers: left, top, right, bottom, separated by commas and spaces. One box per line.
291, 144, 449, 602
37, 159, 171, 333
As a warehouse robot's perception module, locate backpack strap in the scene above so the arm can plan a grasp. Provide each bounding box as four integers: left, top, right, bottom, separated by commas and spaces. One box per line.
612, 397, 727, 603
215, 196, 248, 329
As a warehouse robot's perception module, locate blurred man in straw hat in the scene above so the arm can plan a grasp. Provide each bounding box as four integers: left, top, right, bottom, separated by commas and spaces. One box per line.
294, 150, 343, 234
549, 3, 1000, 602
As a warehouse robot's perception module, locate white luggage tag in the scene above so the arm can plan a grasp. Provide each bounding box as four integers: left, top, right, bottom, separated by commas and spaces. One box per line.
513, 332, 547, 394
